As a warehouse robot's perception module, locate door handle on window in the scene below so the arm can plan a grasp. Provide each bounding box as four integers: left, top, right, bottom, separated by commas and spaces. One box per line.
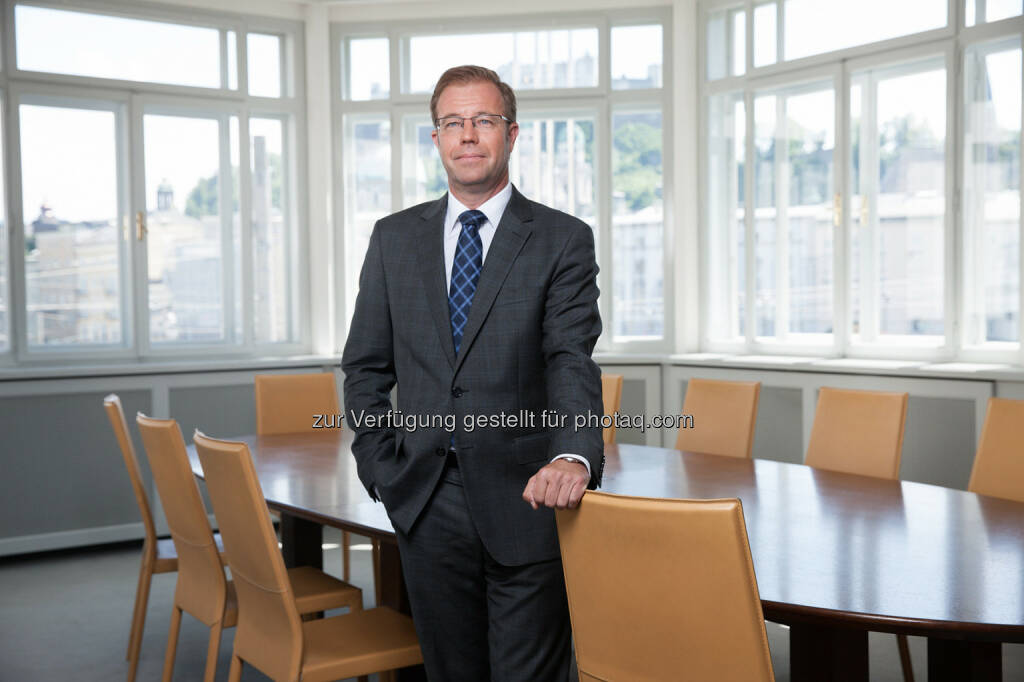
833, 193, 841, 228
136, 211, 147, 241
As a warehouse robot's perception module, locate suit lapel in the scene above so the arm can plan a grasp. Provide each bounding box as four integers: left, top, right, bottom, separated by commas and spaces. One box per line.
453, 187, 534, 375
416, 194, 456, 370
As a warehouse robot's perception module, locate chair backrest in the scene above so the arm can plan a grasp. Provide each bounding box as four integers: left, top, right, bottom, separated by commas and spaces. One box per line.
601, 374, 624, 445
194, 432, 304, 680
969, 397, 1024, 503
676, 378, 761, 458
254, 373, 340, 435
136, 415, 227, 626
103, 394, 158, 547
805, 387, 908, 480
556, 491, 774, 682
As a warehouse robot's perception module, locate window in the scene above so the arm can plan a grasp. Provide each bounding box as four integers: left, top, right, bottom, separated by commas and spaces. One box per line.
2, 4, 305, 362
0, 95, 8, 351
15, 5, 222, 88
336, 13, 671, 350
962, 39, 1021, 347
704, 1, 1024, 362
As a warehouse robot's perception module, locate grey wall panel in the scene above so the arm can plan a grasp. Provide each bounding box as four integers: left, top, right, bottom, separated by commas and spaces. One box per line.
900, 396, 975, 490
0, 389, 152, 537
751, 386, 803, 464
169, 384, 256, 443
616, 378, 648, 446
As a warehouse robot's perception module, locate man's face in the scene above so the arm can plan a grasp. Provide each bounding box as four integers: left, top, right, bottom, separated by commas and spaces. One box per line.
431, 80, 518, 196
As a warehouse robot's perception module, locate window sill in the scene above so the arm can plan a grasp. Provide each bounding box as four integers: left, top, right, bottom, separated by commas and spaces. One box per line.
594, 352, 1024, 383
0, 354, 343, 382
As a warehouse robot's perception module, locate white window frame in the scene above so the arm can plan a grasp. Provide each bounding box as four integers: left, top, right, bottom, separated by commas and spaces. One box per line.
332, 8, 674, 354
700, 0, 1024, 366
0, 0, 310, 366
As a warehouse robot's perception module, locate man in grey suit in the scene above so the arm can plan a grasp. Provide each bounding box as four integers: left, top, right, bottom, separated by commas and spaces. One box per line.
342, 65, 604, 681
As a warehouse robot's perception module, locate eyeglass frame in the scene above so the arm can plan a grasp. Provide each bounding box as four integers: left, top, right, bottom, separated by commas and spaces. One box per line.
434, 113, 515, 134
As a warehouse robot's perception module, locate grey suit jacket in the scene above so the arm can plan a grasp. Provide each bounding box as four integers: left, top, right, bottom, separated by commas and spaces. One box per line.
342, 186, 604, 566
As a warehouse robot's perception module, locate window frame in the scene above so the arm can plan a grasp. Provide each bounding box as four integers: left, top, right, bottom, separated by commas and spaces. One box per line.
332, 8, 674, 354
700, 0, 1024, 365
0, 0, 310, 366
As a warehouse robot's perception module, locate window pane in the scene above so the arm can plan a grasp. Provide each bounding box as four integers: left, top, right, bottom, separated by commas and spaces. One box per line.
402, 115, 446, 207
251, 117, 295, 344
851, 59, 946, 342
784, 0, 946, 61
967, 0, 1023, 26
707, 10, 727, 80
754, 95, 776, 335
732, 10, 747, 77
15, 6, 219, 88
347, 38, 389, 100
227, 31, 238, 90
145, 114, 230, 343
248, 33, 282, 98
612, 25, 662, 89
707, 92, 746, 341
345, 115, 392, 322
407, 28, 598, 93
963, 41, 1021, 345
0, 101, 7, 350
612, 110, 663, 340
511, 114, 596, 228
754, 3, 777, 67
20, 104, 123, 347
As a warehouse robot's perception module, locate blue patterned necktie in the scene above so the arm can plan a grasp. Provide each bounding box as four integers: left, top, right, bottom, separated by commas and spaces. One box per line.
449, 209, 486, 355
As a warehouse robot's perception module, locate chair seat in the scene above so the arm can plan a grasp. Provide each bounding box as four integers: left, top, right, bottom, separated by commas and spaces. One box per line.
155, 533, 227, 572
288, 565, 363, 614
299, 607, 422, 682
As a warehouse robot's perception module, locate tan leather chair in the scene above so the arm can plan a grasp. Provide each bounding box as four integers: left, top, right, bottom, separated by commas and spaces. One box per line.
254, 372, 340, 436
104, 394, 225, 682
968, 397, 1024, 503
805, 387, 908, 480
254, 372, 367, 586
676, 378, 761, 458
137, 414, 363, 682
193, 431, 422, 682
556, 491, 774, 682
601, 374, 624, 444
804, 386, 912, 681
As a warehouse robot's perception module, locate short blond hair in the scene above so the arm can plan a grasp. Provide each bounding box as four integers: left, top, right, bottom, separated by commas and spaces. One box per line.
430, 65, 517, 126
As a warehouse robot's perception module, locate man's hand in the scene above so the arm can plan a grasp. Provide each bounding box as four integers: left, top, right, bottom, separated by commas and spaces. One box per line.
522, 459, 590, 510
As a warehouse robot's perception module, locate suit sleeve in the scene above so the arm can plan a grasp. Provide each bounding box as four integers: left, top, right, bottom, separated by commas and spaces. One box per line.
542, 221, 605, 488
342, 222, 396, 500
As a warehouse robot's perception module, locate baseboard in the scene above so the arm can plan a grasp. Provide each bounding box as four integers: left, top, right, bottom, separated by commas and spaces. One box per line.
0, 514, 219, 557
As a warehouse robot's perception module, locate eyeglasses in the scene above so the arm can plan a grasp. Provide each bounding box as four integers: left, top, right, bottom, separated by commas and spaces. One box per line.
435, 114, 513, 135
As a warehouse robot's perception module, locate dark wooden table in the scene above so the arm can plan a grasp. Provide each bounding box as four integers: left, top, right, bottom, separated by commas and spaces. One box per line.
189, 432, 1024, 682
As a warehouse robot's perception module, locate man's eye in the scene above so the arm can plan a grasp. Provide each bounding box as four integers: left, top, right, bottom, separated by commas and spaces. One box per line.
443, 120, 461, 130
477, 118, 495, 128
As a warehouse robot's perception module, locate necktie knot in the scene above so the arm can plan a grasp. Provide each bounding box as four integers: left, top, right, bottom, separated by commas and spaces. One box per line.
458, 209, 486, 234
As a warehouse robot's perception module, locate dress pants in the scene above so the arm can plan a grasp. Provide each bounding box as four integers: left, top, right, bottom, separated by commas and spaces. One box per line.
394, 465, 572, 682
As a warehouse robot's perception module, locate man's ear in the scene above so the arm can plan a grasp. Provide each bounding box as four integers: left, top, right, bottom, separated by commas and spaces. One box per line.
507, 122, 519, 151
431, 128, 440, 150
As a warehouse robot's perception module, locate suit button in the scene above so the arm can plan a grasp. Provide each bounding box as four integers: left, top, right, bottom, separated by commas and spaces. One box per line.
435, 447, 447, 457
452, 387, 463, 398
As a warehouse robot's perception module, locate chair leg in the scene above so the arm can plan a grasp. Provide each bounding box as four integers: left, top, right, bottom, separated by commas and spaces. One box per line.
227, 654, 243, 682
203, 621, 224, 682
127, 560, 155, 682
897, 634, 915, 682
126, 557, 150, 659
342, 530, 351, 582
372, 538, 382, 607
161, 607, 183, 682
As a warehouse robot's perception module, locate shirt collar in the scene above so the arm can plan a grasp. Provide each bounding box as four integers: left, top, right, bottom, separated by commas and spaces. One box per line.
445, 182, 514, 235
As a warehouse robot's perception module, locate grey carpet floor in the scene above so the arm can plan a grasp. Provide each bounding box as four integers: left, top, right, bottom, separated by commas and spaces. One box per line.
2, 527, 1022, 680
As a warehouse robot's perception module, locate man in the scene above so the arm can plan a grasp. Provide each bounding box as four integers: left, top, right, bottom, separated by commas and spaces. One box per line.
342, 65, 604, 682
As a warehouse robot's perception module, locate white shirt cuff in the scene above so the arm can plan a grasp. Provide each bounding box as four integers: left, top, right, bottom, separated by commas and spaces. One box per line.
551, 453, 591, 478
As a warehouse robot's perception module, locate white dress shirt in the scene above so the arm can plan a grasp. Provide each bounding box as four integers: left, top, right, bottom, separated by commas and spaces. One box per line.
442, 183, 591, 479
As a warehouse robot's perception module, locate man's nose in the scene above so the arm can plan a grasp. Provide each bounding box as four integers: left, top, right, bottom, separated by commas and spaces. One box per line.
459, 119, 479, 142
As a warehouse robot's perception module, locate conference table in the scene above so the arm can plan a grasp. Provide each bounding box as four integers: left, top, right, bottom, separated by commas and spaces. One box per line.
187, 430, 1024, 682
